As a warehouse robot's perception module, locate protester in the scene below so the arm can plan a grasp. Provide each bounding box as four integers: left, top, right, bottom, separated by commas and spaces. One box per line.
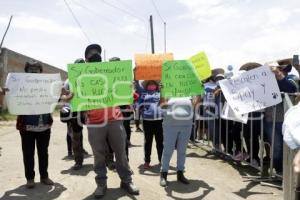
159, 92, 200, 187
203, 69, 226, 151
140, 80, 163, 169
231, 63, 263, 166
133, 79, 145, 132
284, 93, 300, 174
0, 87, 8, 157
264, 61, 298, 175
8, 61, 54, 188
82, 44, 139, 198
61, 58, 88, 170
109, 56, 134, 158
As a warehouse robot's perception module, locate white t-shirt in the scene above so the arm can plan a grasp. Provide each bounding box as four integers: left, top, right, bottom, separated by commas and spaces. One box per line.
163, 97, 193, 126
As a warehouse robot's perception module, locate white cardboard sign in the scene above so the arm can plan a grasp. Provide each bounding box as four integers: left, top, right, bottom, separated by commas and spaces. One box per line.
219, 66, 282, 115
5, 73, 62, 115
221, 102, 248, 124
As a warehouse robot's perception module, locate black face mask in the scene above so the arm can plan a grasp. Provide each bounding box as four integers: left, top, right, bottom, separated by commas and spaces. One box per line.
88, 53, 102, 62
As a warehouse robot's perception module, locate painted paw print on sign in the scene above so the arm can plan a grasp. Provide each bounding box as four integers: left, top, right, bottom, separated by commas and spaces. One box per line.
234, 107, 239, 112
272, 93, 278, 99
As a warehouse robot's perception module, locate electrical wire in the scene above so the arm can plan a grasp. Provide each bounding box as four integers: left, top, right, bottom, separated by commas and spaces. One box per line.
150, 0, 165, 23
99, 0, 147, 24
63, 0, 91, 43
71, 0, 147, 39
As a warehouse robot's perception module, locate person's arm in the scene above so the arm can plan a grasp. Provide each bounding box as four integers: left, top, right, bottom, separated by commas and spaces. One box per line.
0, 87, 9, 95
159, 97, 169, 109
59, 81, 73, 102
192, 96, 201, 107
158, 82, 168, 108
294, 150, 300, 173
213, 87, 222, 97
277, 77, 298, 93
134, 80, 144, 94
272, 67, 297, 93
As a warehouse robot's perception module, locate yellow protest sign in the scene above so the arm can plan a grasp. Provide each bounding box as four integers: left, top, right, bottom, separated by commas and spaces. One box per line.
189, 52, 212, 81
134, 53, 174, 80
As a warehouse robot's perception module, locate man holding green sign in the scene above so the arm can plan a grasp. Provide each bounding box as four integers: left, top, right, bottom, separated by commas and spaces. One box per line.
68, 61, 133, 111
68, 44, 139, 199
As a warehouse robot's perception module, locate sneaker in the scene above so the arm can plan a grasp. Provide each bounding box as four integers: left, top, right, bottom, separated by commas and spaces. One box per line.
73, 163, 83, 170
94, 185, 107, 199
143, 162, 151, 169
160, 172, 168, 187
233, 152, 249, 161
177, 171, 190, 184
120, 182, 139, 195
26, 179, 35, 189
67, 152, 73, 158
251, 159, 259, 168
40, 178, 54, 185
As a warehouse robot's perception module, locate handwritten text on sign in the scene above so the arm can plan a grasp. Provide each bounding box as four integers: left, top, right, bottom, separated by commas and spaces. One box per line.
189, 52, 212, 81
68, 60, 133, 112
219, 66, 282, 115
161, 60, 204, 97
5, 73, 62, 115
134, 53, 173, 80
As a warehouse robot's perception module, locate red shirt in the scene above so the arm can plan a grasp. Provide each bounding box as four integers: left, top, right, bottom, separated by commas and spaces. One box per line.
86, 107, 123, 124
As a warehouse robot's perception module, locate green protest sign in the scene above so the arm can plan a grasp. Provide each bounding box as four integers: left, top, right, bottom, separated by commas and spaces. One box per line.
68, 60, 133, 112
161, 60, 204, 97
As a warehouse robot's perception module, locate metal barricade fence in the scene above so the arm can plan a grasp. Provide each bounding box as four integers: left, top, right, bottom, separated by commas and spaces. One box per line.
282, 93, 300, 200
192, 93, 300, 197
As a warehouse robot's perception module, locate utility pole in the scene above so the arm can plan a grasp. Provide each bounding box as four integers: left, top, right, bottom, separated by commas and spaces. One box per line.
103, 49, 106, 61
0, 15, 13, 54
163, 22, 166, 53
150, 15, 155, 54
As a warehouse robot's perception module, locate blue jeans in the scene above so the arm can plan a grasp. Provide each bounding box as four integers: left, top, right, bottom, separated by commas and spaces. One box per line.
161, 124, 192, 172
264, 121, 283, 173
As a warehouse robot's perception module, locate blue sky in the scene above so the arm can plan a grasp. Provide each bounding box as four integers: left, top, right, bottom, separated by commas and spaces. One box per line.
0, 0, 300, 71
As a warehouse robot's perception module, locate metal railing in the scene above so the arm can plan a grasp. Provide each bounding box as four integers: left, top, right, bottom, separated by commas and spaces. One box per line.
192, 93, 300, 199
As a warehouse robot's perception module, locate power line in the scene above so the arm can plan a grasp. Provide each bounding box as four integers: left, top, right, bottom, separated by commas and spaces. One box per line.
150, 0, 167, 53
150, 0, 165, 23
99, 0, 147, 24
63, 0, 91, 43
115, 0, 145, 20
70, 0, 147, 40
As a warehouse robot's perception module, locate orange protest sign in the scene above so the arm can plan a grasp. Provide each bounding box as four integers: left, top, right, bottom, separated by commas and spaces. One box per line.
134, 53, 173, 80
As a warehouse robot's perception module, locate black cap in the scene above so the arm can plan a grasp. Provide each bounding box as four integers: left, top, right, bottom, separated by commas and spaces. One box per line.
74, 58, 85, 64
109, 57, 121, 62
24, 61, 43, 72
278, 64, 292, 73
85, 44, 102, 59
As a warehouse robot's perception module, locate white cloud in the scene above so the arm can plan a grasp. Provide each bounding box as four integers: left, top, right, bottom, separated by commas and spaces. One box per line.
178, 0, 238, 21
0, 15, 82, 37
266, 8, 291, 26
